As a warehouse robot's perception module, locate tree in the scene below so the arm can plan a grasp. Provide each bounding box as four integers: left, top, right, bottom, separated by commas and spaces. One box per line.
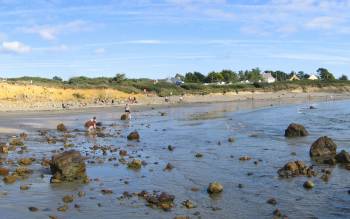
205, 71, 224, 83
184, 72, 205, 83
247, 68, 262, 82
297, 71, 305, 79
52, 76, 63, 81
113, 73, 126, 83
339, 74, 348, 81
220, 69, 238, 83
317, 68, 335, 81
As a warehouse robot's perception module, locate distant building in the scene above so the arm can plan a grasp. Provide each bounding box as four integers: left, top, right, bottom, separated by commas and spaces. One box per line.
261, 73, 276, 83
289, 74, 300, 81
308, 74, 318, 80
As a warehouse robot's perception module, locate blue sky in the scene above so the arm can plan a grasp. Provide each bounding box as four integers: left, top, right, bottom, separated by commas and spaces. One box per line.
1, 0, 350, 79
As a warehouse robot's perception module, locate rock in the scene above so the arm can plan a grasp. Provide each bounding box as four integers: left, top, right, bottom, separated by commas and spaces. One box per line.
0, 167, 9, 176
207, 182, 223, 194
10, 138, 24, 146
127, 131, 140, 141
121, 114, 129, 120
144, 192, 175, 211
239, 156, 251, 161
164, 163, 174, 171
182, 200, 196, 209
119, 150, 127, 156
277, 161, 316, 178
228, 137, 235, 143
310, 136, 337, 158
62, 195, 74, 203
57, 205, 68, 212
20, 184, 30, 190
57, 123, 67, 132
20, 132, 28, 139
323, 157, 337, 165
3, 175, 17, 184
335, 150, 350, 163
28, 207, 39, 212
167, 145, 174, 151
50, 150, 87, 183
15, 166, 33, 176
127, 159, 142, 169
78, 191, 86, 197
101, 189, 113, 195
273, 209, 282, 217
303, 180, 314, 189
174, 216, 190, 219
195, 153, 203, 158
267, 198, 277, 205
18, 158, 33, 166
284, 123, 309, 137
0, 144, 9, 153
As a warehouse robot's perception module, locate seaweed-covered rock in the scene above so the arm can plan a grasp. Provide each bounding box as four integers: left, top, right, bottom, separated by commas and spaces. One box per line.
127, 159, 142, 169
207, 182, 223, 194
50, 150, 87, 183
127, 131, 140, 141
277, 161, 316, 178
0, 144, 8, 153
57, 123, 67, 132
335, 150, 350, 164
310, 136, 337, 158
141, 191, 175, 211
284, 123, 309, 137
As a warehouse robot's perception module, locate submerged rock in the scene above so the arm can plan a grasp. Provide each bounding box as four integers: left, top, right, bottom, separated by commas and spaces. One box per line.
310, 136, 337, 158
18, 158, 33, 166
182, 200, 196, 209
335, 150, 350, 164
207, 182, 223, 194
277, 161, 316, 178
284, 123, 309, 137
57, 123, 67, 132
50, 150, 87, 183
10, 138, 24, 146
267, 198, 277, 205
127, 131, 140, 141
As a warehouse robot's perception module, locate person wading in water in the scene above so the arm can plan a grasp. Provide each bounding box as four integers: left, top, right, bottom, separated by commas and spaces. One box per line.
125, 103, 131, 119
85, 116, 97, 132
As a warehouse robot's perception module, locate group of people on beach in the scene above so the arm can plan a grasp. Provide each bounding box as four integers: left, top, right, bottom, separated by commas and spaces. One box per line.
84, 102, 132, 132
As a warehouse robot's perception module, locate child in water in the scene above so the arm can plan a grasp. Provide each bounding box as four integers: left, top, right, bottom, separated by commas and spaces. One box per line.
125, 103, 131, 119
85, 116, 97, 131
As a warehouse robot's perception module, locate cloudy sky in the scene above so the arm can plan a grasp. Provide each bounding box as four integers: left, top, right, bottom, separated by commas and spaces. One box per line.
1, 0, 350, 79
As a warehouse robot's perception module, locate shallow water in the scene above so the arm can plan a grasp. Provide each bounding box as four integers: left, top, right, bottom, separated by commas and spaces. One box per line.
0, 99, 350, 219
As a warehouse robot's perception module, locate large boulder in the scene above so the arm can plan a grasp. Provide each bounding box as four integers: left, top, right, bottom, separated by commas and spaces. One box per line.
310, 136, 337, 158
277, 161, 315, 178
50, 150, 87, 183
284, 123, 309, 137
335, 150, 350, 164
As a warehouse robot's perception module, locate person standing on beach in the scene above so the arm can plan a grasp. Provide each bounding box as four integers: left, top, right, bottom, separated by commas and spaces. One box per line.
85, 116, 97, 131
125, 103, 131, 119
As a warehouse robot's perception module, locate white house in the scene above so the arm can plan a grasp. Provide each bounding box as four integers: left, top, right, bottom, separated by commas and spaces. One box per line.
308, 74, 318, 80
262, 73, 276, 83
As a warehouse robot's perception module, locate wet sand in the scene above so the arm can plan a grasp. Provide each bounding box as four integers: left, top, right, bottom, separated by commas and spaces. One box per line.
0, 94, 349, 219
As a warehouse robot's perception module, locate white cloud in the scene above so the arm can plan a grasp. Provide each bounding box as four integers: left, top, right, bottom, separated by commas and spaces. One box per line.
306, 16, 340, 29
22, 20, 91, 40
1, 41, 31, 54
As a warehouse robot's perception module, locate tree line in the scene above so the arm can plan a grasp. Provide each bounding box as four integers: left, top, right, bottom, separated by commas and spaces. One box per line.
175, 68, 348, 84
